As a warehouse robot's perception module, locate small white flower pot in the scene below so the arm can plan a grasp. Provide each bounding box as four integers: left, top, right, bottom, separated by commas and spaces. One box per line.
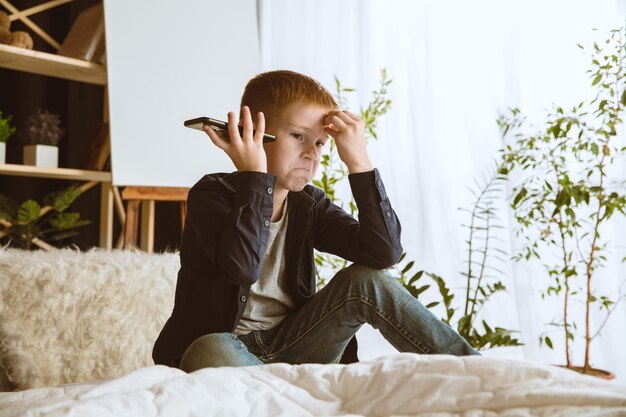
0, 142, 5, 164
23, 144, 58, 168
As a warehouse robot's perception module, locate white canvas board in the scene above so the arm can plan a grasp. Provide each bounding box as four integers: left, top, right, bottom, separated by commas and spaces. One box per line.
103, 0, 260, 186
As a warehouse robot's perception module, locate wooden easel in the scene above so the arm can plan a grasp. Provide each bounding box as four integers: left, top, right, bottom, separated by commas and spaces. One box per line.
120, 186, 189, 253
86, 106, 190, 252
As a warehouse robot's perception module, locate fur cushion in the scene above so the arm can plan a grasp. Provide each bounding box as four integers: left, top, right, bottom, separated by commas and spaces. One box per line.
0, 247, 179, 391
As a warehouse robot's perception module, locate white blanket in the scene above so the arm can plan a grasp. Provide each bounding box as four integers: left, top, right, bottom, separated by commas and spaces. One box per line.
1, 354, 625, 417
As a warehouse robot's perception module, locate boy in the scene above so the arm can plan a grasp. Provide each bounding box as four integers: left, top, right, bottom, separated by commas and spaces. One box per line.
153, 70, 478, 371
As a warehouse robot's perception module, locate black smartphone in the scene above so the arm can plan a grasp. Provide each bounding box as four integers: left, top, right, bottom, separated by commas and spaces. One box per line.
184, 117, 277, 142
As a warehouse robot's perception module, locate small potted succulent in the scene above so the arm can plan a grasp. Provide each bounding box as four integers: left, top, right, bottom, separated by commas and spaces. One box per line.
21, 109, 64, 168
0, 111, 16, 164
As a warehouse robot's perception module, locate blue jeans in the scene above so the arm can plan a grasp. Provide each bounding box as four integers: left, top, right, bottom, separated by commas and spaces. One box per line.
180, 264, 479, 371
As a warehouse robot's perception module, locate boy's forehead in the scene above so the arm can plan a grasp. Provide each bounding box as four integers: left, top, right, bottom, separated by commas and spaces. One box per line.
275, 103, 332, 129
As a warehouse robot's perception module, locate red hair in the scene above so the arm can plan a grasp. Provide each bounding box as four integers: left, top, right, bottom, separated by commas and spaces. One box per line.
240, 70, 338, 122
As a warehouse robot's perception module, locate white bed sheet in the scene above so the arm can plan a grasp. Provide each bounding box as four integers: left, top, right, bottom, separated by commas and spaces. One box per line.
1, 353, 625, 417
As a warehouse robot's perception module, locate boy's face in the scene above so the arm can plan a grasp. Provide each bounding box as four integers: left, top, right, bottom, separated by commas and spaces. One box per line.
263, 102, 331, 192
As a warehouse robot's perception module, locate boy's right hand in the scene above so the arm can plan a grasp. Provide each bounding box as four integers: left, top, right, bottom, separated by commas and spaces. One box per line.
203, 106, 268, 173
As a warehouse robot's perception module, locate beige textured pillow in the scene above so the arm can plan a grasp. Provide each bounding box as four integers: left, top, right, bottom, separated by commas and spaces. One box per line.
0, 247, 178, 391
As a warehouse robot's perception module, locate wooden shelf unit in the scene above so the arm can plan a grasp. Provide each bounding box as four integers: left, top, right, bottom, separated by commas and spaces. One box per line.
0, 39, 114, 249
0, 43, 106, 85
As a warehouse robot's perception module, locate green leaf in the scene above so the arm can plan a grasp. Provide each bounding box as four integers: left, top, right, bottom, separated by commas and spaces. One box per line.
408, 270, 424, 285
592, 74, 602, 85
17, 200, 40, 224
458, 315, 472, 333
564, 267, 577, 278
401, 261, 415, 274
482, 320, 493, 333
0, 193, 19, 220
513, 187, 528, 206
44, 186, 83, 212
49, 212, 90, 230
545, 336, 553, 349
0, 208, 12, 222
414, 284, 430, 297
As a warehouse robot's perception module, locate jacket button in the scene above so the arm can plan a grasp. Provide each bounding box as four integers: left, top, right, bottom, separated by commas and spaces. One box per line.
240, 295, 247, 302
267, 187, 273, 195
264, 219, 270, 227
386, 211, 391, 218
376, 180, 382, 188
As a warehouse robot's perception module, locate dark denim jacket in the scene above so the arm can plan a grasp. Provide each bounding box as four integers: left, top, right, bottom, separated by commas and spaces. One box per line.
152, 168, 403, 367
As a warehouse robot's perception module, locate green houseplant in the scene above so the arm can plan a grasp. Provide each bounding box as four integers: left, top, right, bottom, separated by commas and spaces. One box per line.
0, 182, 93, 250
21, 109, 64, 168
0, 110, 16, 164
315, 70, 520, 351
393, 163, 522, 350
497, 28, 626, 377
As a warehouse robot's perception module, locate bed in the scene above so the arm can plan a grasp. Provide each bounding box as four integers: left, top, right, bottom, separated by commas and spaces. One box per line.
1, 248, 624, 416
2, 353, 626, 416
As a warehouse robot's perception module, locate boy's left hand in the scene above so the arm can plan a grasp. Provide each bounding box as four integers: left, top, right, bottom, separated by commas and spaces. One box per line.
324, 110, 374, 174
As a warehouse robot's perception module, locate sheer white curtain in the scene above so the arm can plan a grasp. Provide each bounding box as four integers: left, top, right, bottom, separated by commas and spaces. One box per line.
258, 0, 626, 384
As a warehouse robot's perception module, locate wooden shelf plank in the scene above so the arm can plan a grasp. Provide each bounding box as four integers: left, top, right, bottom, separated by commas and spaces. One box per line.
0, 44, 106, 85
0, 163, 111, 181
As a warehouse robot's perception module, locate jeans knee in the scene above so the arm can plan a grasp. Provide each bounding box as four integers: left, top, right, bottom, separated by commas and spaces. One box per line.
180, 332, 238, 372
336, 263, 393, 290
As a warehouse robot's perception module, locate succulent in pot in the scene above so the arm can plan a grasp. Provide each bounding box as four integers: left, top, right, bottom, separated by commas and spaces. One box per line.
21, 109, 64, 168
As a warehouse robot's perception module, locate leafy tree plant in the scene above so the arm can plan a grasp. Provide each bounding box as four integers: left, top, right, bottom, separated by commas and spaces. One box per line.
0, 182, 94, 250
393, 164, 522, 350
497, 28, 626, 374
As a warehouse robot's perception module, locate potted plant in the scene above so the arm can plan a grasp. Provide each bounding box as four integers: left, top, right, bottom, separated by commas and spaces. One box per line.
394, 163, 522, 351
21, 109, 64, 168
0, 111, 16, 164
497, 28, 626, 378
0, 182, 93, 250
